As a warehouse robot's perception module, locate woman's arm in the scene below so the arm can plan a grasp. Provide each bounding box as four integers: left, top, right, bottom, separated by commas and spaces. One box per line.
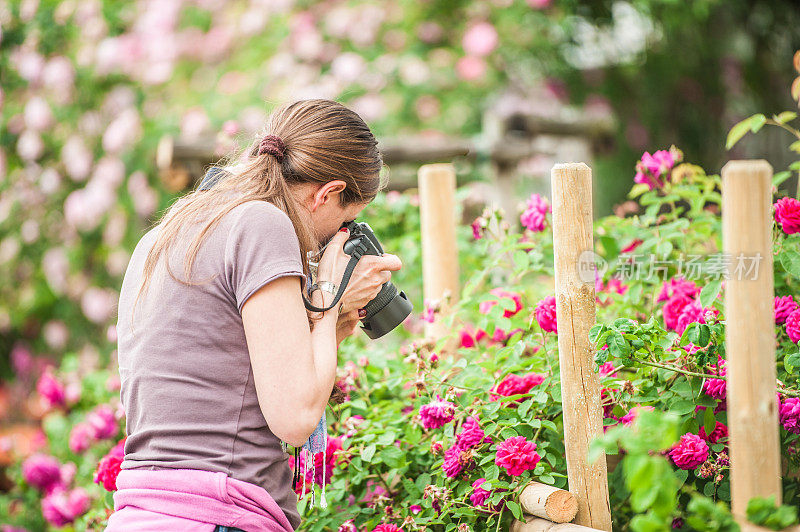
241, 275, 339, 448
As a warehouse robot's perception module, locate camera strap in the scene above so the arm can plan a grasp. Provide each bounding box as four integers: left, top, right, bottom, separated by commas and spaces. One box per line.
301, 252, 362, 313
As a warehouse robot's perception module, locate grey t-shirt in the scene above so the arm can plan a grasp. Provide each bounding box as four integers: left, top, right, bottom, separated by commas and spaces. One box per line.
116, 198, 308, 530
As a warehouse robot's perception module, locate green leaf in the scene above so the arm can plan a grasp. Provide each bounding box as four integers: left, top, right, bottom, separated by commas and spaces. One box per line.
703, 403, 716, 435
506, 500, 524, 520
785, 350, 800, 374
773, 111, 797, 124
789, 140, 800, 154
780, 245, 800, 280
750, 113, 767, 133
699, 280, 721, 308
669, 400, 697, 415
513, 250, 529, 270
360, 444, 376, 463
726, 115, 756, 149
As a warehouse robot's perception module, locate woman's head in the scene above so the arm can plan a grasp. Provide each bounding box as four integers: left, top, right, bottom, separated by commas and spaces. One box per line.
132, 98, 387, 324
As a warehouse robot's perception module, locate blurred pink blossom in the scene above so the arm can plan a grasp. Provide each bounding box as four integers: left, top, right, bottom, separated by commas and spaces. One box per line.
41, 487, 90, 527
81, 287, 117, 324
24, 96, 54, 131
462, 22, 498, 57
456, 56, 487, 81
17, 130, 44, 161
61, 136, 93, 182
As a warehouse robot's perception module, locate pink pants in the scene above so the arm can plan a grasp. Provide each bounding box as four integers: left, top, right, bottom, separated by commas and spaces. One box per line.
106, 468, 295, 531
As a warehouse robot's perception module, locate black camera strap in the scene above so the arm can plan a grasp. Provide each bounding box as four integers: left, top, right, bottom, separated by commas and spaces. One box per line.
301, 249, 364, 313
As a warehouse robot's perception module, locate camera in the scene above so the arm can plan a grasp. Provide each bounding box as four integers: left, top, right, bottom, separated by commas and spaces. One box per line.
332, 220, 413, 339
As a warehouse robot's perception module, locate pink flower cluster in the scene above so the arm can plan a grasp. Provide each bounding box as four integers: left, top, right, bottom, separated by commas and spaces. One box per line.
490, 373, 545, 404
520, 193, 551, 232
419, 396, 457, 429
634, 146, 683, 190
779, 397, 800, 434
94, 438, 126, 491
442, 416, 492, 478
669, 433, 709, 470
658, 277, 718, 334
495, 436, 541, 476
21, 454, 89, 526
535, 296, 557, 333
774, 196, 800, 234
69, 404, 120, 453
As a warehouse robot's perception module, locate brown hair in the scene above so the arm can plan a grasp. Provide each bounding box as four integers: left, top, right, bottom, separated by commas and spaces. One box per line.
129, 98, 387, 332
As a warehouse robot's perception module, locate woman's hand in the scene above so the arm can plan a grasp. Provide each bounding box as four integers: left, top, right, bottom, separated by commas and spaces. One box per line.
337, 253, 403, 315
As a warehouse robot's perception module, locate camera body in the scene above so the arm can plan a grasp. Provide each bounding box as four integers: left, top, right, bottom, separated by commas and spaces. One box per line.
337, 220, 413, 339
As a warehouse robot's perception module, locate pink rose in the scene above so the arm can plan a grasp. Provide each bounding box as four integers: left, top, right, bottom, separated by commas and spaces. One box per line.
535, 296, 558, 333
775, 296, 798, 325
786, 309, 800, 344
520, 193, 551, 232
779, 397, 800, 434
419, 396, 456, 429
22, 454, 62, 494
41, 487, 90, 527
669, 433, 709, 470
774, 197, 800, 234
94, 438, 126, 491
36, 368, 66, 409
87, 404, 118, 440
495, 436, 541, 476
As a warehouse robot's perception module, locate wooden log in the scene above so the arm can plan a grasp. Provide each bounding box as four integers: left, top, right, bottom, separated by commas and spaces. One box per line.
519, 481, 579, 523
550, 162, 612, 531
721, 160, 782, 517
511, 515, 604, 532
418, 163, 460, 344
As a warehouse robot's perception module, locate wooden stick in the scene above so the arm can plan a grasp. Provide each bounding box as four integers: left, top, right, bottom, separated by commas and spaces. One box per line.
418, 163, 460, 344
511, 516, 604, 532
550, 162, 612, 531
519, 481, 579, 523
721, 160, 782, 517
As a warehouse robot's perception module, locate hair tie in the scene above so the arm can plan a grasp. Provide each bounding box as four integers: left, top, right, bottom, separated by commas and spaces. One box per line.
258, 134, 286, 163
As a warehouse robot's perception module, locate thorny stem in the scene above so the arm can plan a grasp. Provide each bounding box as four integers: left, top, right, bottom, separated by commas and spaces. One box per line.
636, 359, 800, 397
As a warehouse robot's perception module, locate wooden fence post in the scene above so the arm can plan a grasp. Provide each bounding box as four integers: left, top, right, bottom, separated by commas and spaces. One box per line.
418, 163, 460, 345
550, 162, 612, 531
721, 160, 782, 518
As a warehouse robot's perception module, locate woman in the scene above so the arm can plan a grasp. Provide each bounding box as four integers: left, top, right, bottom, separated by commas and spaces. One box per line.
108, 99, 403, 531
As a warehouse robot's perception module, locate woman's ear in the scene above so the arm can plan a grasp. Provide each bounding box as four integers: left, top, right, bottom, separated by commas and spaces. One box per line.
314, 180, 347, 209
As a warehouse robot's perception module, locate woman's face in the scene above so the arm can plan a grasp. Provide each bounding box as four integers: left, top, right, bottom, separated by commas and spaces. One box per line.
299, 180, 370, 246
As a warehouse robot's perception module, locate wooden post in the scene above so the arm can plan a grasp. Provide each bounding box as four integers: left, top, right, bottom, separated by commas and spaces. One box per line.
550, 162, 612, 531
721, 160, 782, 518
519, 481, 579, 523
418, 163, 460, 344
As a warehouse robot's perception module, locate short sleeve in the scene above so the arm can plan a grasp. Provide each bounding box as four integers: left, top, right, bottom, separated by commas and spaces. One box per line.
225, 201, 307, 313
